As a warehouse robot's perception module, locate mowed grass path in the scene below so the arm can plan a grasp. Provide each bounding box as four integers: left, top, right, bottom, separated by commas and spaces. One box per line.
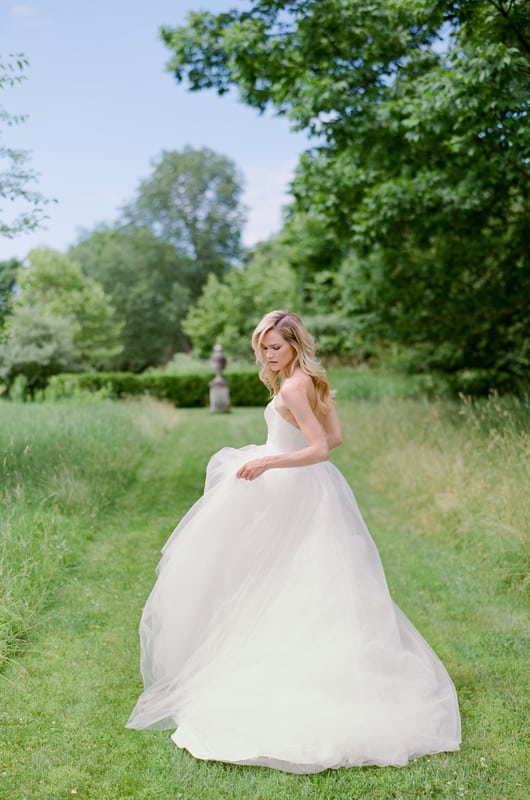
0, 398, 528, 799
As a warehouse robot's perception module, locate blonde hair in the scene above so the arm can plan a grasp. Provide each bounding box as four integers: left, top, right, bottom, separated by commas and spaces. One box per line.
251, 310, 334, 417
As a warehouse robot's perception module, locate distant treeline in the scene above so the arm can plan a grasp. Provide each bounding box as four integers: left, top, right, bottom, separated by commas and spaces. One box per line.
1, 1, 528, 395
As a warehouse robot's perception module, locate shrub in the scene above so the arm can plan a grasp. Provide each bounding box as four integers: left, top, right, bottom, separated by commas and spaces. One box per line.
226, 371, 269, 406
43, 371, 269, 407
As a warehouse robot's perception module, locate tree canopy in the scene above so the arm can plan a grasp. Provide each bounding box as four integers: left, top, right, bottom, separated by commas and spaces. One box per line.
183, 237, 297, 357
0, 248, 122, 389
0, 310, 79, 392
0, 55, 52, 237
163, 0, 530, 387
122, 146, 246, 299
71, 225, 191, 371
0, 258, 20, 328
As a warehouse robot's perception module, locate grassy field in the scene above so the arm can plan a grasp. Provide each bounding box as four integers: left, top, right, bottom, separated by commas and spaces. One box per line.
0, 386, 528, 799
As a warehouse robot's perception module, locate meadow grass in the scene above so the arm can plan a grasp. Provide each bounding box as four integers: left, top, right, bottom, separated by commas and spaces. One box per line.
0, 390, 528, 799
327, 366, 445, 400
0, 398, 178, 666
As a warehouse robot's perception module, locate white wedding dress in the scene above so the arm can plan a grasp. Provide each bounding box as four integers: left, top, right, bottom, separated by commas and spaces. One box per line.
127, 398, 461, 773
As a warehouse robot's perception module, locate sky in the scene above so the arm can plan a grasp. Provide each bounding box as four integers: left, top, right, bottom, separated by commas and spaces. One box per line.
0, 0, 308, 262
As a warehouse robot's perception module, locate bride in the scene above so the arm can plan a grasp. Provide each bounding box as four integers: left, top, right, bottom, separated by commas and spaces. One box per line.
127, 310, 461, 773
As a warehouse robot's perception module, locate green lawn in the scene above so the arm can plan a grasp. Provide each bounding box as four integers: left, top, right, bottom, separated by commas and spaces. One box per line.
0, 394, 528, 799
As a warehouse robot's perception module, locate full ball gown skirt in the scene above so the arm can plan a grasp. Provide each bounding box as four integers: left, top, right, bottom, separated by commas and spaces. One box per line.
127, 399, 461, 773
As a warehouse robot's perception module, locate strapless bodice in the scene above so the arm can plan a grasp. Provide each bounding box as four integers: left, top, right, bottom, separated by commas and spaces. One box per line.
264, 397, 307, 453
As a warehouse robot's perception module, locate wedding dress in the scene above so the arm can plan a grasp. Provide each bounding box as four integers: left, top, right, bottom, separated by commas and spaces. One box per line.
127, 398, 461, 773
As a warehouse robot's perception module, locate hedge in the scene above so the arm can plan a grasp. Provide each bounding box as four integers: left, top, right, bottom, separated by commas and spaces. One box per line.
45, 371, 270, 407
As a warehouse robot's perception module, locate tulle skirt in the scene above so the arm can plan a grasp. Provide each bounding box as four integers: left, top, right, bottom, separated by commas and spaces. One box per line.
127, 443, 461, 772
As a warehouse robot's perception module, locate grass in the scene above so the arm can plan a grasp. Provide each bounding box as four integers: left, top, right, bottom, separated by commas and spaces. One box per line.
0, 387, 528, 799
0, 397, 179, 665
327, 366, 445, 400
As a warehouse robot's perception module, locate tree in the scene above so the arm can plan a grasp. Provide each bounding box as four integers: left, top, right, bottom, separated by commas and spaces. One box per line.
0, 54, 52, 236
71, 225, 191, 371
122, 147, 246, 298
162, 0, 530, 387
0, 309, 79, 392
0, 257, 20, 328
10, 247, 122, 368
278, 212, 344, 306
183, 237, 297, 357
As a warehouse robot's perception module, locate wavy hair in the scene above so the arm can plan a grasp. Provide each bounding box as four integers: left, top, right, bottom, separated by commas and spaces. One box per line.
251, 310, 334, 417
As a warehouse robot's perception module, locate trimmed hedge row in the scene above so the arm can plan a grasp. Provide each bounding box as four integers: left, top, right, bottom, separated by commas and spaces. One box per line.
46, 371, 270, 407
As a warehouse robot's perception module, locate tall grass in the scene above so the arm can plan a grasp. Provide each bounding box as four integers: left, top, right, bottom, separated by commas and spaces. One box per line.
0, 389, 528, 797
0, 397, 177, 666
328, 366, 447, 399
333, 393, 529, 598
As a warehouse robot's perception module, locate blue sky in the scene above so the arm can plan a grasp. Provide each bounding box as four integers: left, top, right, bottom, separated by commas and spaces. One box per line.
0, 0, 308, 261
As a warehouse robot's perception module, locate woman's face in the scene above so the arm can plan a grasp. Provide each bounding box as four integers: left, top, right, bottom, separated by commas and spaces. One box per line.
261, 329, 295, 374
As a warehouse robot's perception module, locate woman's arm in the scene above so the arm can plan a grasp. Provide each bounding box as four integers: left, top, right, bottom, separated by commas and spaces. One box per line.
322, 406, 343, 450
236, 376, 330, 481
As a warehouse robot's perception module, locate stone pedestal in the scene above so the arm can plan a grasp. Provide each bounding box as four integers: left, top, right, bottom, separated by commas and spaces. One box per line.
209, 344, 230, 413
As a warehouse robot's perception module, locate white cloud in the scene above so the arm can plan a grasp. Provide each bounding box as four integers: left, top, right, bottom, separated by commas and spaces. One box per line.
241, 158, 297, 246
10, 3, 35, 17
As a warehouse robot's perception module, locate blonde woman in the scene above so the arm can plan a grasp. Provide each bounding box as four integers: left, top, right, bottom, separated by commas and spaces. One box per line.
127, 310, 461, 773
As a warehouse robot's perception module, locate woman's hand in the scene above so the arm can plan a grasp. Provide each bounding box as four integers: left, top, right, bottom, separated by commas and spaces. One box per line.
236, 457, 270, 481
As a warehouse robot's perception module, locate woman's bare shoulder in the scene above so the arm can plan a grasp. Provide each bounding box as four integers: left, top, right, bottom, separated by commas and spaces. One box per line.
281, 369, 313, 394
281, 371, 315, 404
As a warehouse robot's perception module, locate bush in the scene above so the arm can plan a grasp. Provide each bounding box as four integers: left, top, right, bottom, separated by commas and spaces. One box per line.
445, 368, 528, 398
304, 312, 363, 359
226, 371, 269, 406
44, 371, 269, 407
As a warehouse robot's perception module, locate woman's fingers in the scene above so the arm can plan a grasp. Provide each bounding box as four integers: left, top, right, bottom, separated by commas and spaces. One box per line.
236, 462, 260, 480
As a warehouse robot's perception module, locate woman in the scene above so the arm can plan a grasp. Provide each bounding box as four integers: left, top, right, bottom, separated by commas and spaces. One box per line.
127, 310, 461, 773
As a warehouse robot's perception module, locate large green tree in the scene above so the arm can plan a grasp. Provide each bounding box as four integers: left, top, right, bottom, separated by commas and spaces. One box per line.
0, 55, 51, 236
183, 237, 297, 357
0, 248, 123, 390
4, 247, 122, 367
0, 310, 79, 392
71, 225, 191, 371
122, 146, 246, 299
162, 0, 530, 387
0, 258, 20, 327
